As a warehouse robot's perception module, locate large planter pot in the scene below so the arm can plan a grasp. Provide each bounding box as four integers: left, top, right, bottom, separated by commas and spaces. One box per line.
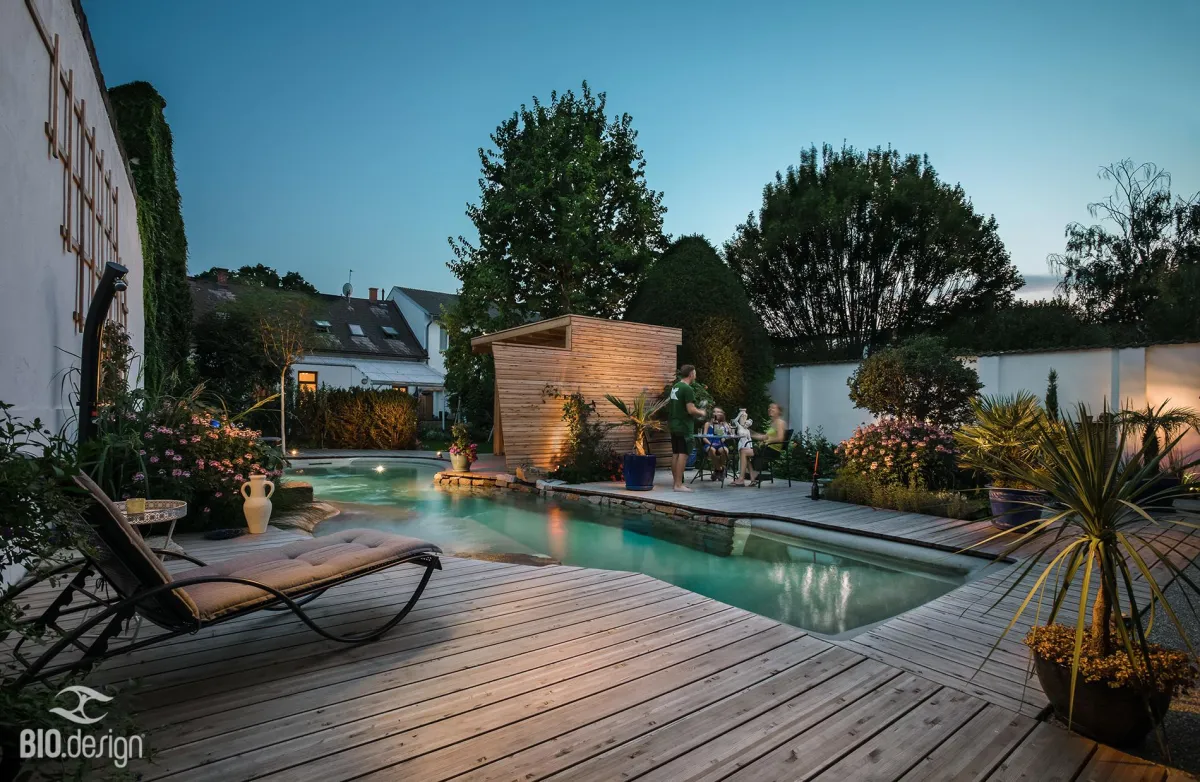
240, 475, 275, 534
1033, 653, 1171, 746
987, 486, 1044, 530
622, 453, 656, 491
450, 452, 471, 472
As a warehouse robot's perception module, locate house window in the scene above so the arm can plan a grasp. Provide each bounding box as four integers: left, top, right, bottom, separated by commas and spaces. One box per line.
298, 371, 318, 393
439, 327, 449, 351
313, 320, 332, 333
381, 326, 400, 339
392, 385, 409, 393
349, 324, 365, 337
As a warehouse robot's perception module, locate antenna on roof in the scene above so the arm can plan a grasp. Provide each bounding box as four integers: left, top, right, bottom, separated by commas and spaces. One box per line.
342, 269, 353, 299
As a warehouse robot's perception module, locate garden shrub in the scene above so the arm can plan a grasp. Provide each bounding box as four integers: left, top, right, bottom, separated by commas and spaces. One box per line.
847, 335, 981, 427
548, 390, 622, 483
835, 418, 960, 490
776, 428, 839, 482
626, 235, 774, 423
293, 387, 418, 450
825, 472, 982, 520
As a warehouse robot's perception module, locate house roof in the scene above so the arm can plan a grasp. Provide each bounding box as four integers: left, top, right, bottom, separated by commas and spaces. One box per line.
393, 287, 459, 319
189, 279, 426, 360
295, 355, 445, 386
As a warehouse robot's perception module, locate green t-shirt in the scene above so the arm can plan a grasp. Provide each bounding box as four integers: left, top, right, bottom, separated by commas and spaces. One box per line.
668, 381, 696, 435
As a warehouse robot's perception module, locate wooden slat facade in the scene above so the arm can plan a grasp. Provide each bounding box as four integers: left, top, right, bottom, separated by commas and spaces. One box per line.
473, 315, 682, 469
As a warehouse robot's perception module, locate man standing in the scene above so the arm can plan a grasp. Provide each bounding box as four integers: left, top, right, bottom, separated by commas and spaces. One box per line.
668, 364, 706, 492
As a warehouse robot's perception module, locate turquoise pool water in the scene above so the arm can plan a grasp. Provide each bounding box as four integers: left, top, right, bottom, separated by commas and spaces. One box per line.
293, 459, 970, 637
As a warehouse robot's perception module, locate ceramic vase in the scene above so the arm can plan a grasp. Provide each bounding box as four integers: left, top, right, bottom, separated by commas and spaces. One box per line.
241, 474, 275, 534
450, 452, 470, 472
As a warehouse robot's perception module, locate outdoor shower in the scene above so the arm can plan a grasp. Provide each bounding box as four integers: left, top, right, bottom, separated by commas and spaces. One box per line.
77, 261, 128, 446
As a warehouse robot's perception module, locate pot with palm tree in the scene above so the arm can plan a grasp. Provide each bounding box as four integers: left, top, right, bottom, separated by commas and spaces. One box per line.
954, 392, 1053, 529
1117, 401, 1200, 500
979, 404, 1199, 747
606, 390, 666, 491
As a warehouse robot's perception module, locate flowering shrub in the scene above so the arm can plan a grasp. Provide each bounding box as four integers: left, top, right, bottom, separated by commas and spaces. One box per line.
1026, 624, 1197, 694
132, 414, 284, 522
835, 418, 959, 490
449, 423, 479, 465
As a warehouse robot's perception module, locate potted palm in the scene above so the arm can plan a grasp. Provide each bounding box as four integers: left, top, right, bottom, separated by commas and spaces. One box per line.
979, 404, 1198, 746
954, 392, 1051, 529
605, 391, 666, 491
1118, 401, 1200, 498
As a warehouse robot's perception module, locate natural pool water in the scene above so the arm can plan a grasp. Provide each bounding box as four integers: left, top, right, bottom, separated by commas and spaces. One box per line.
293, 459, 974, 637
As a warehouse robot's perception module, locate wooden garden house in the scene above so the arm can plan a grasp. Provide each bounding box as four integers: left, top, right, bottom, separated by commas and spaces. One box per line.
471, 315, 683, 470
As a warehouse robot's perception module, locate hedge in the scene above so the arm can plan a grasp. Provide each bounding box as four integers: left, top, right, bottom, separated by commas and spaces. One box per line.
293, 388, 418, 450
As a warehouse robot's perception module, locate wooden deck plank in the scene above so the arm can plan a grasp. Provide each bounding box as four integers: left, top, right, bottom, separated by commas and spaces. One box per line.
144, 602, 752, 778
810, 686, 988, 781
1078, 745, 1171, 782
986, 721, 1097, 781
898, 703, 1038, 782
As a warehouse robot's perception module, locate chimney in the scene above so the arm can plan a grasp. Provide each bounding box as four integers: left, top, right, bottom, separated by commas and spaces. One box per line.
369, 287, 378, 302
214, 267, 230, 287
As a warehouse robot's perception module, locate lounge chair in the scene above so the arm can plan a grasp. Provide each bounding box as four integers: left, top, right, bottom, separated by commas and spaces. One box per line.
750, 429, 795, 488
6, 473, 442, 688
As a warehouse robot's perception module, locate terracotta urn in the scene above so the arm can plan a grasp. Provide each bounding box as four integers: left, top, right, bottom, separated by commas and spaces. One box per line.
241, 474, 275, 534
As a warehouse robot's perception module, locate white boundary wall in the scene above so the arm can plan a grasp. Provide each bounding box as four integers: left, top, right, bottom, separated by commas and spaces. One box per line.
769, 343, 1200, 457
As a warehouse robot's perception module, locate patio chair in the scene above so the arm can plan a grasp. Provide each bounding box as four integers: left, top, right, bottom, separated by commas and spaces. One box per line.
5, 473, 442, 688
750, 429, 794, 488
689, 433, 719, 485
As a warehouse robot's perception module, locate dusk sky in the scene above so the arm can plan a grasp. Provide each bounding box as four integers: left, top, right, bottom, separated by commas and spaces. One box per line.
82, 0, 1199, 299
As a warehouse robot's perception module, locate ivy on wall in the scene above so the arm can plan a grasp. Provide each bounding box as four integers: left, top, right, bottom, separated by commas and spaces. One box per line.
107, 81, 192, 387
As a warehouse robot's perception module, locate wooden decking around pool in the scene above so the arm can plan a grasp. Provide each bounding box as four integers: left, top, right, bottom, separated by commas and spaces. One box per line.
27, 523, 1189, 781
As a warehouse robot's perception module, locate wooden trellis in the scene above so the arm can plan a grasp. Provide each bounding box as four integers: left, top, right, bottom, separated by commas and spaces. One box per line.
25, 0, 128, 333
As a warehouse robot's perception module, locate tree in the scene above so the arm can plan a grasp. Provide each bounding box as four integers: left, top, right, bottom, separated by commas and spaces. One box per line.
445, 81, 668, 424
847, 336, 981, 426
725, 144, 1022, 359
626, 235, 774, 419
940, 298, 1112, 353
1051, 160, 1200, 331
227, 294, 313, 454
196, 265, 319, 294
194, 305, 278, 406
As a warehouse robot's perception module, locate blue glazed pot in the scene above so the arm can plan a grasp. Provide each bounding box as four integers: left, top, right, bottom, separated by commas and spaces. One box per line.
988, 487, 1044, 530
623, 453, 657, 491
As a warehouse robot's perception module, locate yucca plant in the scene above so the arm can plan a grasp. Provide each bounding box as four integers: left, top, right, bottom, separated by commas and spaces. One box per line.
605, 391, 666, 456
974, 403, 1199, 746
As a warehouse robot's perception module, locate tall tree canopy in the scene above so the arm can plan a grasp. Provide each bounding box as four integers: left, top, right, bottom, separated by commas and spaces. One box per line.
626, 236, 773, 420
195, 264, 318, 294
445, 82, 667, 425
1050, 160, 1200, 331
725, 144, 1021, 360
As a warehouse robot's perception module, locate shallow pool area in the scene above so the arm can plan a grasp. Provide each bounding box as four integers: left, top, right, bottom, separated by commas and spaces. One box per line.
292, 458, 981, 637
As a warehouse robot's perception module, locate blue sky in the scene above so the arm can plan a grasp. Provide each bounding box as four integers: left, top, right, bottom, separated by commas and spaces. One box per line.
83, 0, 1199, 299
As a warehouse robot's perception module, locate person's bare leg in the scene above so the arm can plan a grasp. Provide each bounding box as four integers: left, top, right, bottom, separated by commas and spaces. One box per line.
672, 452, 690, 491
731, 449, 750, 485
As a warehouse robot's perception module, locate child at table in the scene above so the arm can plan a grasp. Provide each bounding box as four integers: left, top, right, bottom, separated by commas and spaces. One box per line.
702, 407, 731, 480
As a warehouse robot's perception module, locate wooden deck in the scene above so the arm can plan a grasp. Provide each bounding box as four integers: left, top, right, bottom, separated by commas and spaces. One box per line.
559, 471, 1199, 719
21, 524, 1186, 781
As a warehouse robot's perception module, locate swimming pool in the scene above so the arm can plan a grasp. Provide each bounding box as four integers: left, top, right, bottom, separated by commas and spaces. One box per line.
292, 458, 980, 638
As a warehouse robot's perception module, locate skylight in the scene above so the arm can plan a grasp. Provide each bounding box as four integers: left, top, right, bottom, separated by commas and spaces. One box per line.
313, 320, 332, 333
381, 326, 400, 339
348, 324, 365, 337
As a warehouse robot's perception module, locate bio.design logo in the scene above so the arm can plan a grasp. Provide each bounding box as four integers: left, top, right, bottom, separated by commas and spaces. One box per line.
20, 686, 145, 769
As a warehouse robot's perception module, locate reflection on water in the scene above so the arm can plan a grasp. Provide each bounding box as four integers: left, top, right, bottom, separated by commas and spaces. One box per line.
296, 461, 963, 636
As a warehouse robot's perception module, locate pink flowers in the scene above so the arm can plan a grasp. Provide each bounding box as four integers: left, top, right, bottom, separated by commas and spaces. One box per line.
836, 417, 958, 489
149, 456, 160, 464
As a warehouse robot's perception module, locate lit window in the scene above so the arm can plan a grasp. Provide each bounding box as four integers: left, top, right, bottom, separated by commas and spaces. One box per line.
392, 385, 409, 393
313, 320, 332, 333
349, 324, 365, 337
298, 371, 318, 393
381, 326, 400, 339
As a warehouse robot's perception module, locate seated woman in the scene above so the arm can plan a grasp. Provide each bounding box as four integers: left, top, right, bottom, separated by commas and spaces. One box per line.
730, 403, 787, 486
702, 407, 731, 480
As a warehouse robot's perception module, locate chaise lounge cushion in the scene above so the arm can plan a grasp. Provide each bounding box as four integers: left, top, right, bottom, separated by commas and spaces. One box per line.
178, 529, 441, 620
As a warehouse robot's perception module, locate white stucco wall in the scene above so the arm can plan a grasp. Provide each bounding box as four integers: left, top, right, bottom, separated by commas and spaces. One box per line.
427, 320, 448, 377
387, 289, 430, 350
770, 344, 1200, 457
0, 0, 145, 432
